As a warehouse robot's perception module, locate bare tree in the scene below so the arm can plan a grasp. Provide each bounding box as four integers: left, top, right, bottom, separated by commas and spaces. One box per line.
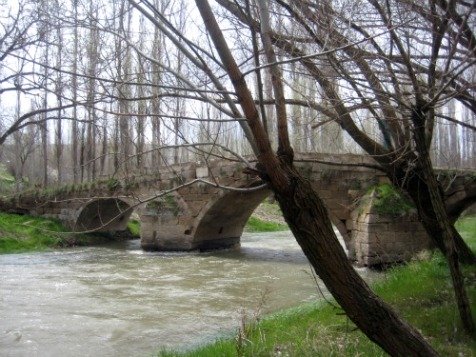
215, 0, 475, 333
43, 0, 65, 185
0, 1, 42, 147
126, 0, 442, 354
70, 0, 80, 183
2, 0, 474, 351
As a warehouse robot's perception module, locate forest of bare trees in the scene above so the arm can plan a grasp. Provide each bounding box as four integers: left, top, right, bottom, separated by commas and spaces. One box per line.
0, 0, 474, 189
1, 0, 475, 354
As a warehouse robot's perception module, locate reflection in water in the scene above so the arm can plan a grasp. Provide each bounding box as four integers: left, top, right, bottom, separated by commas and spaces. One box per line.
0, 231, 376, 357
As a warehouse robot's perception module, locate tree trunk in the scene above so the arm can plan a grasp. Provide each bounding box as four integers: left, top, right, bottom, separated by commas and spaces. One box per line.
271, 164, 439, 356
54, 11, 63, 186
401, 171, 476, 265
195, 0, 441, 352
100, 119, 107, 176
71, 0, 79, 184
423, 178, 475, 334
410, 104, 474, 334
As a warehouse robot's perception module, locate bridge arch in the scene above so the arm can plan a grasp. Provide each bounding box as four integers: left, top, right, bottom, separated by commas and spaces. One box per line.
191, 186, 271, 250
447, 196, 476, 223
75, 198, 133, 232
190, 185, 356, 255
460, 202, 476, 219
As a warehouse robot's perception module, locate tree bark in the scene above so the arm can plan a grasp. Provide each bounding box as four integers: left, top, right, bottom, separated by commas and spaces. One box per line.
272, 164, 439, 356
402, 171, 476, 265
410, 103, 474, 334
71, 0, 79, 184
215, 0, 476, 267
194, 0, 440, 353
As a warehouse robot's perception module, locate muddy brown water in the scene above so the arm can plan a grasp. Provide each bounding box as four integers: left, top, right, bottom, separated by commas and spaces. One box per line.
0, 231, 377, 356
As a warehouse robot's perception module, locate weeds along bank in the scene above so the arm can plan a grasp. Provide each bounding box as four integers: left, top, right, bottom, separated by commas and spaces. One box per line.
0, 213, 140, 254
161, 215, 476, 357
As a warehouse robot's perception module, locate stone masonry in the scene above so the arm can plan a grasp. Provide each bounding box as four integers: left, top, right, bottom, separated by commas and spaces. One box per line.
353, 198, 433, 266
1, 153, 474, 266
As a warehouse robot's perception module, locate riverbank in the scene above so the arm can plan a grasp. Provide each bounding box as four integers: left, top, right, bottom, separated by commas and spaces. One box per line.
0, 212, 139, 254
244, 202, 289, 232
0, 202, 285, 254
160, 215, 476, 356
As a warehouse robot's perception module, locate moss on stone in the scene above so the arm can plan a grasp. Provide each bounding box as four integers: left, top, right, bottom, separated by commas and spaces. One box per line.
368, 183, 415, 216
357, 183, 415, 217
146, 194, 180, 216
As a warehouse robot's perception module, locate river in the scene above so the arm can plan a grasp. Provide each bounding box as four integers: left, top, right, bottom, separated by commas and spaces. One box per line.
0, 231, 376, 357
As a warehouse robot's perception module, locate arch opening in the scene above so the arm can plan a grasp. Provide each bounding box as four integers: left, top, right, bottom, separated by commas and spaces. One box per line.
450, 199, 476, 223
459, 202, 476, 219
76, 198, 133, 233
192, 188, 351, 256
192, 187, 271, 250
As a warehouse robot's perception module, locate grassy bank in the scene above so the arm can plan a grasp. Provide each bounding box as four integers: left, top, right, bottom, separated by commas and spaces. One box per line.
0, 212, 138, 254
127, 219, 141, 237
456, 215, 476, 250
161, 216, 476, 356
245, 202, 288, 232
0, 201, 278, 254
244, 216, 288, 232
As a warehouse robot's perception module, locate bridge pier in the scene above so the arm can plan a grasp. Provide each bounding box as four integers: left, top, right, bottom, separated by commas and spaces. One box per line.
139, 192, 197, 250
349, 191, 434, 266
139, 186, 270, 251
140, 214, 243, 251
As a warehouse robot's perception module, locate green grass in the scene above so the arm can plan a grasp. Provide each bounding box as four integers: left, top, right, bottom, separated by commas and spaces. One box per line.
127, 219, 141, 237
244, 216, 288, 232
160, 216, 476, 356
456, 215, 476, 250
0, 212, 97, 254
245, 201, 289, 232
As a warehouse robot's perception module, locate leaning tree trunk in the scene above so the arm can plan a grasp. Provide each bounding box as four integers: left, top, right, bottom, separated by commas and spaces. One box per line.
410, 104, 475, 334
393, 166, 476, 265
194, 0, 439, 353
271, 164, 439, 356
414, 172, 475, 334
407, 179, 476, 265
410, 166, 475, 334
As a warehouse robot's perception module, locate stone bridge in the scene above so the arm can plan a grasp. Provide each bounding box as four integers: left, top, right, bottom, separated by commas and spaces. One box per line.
2, 153, 475, 266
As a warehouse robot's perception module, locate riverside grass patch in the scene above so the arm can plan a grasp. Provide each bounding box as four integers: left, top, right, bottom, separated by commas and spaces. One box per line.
244, 216, 288, 232
245, 201, 288, 233
161, 216, 476, 357
127, 219, 141, 237
0, 212, 94, 253
456, 215, 476, 250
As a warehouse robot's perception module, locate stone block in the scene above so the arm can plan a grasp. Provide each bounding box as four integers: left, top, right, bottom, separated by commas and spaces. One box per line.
390, 240, 408, 253
347, 189, 361, 200
370, 231, 394, 244
178, 216, 193, 226
217, 177, 235, 187
345, 219, 354, 230
363, 213, 381, 224
369, 222, 391, 233
187, 201, 206, 217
